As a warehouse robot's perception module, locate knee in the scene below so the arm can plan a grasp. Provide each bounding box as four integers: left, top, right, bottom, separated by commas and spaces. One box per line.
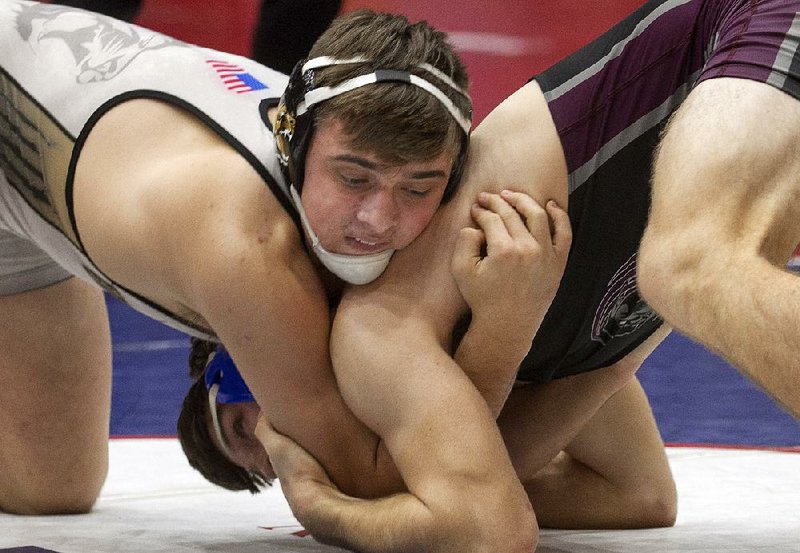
2, 481, 104, 515
637, 222, 701, 319
625, 476, 678, 528
1, 460, 107, 515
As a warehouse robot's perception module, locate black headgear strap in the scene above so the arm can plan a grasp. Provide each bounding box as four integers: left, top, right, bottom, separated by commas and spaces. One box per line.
273, 56, 472, 202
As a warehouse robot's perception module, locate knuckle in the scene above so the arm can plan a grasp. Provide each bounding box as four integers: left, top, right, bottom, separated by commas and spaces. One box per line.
477, 209, 500, 222
494, 243, 514, 258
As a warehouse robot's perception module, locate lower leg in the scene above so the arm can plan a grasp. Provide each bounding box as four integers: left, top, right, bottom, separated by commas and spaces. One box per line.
0, 278, 112, 514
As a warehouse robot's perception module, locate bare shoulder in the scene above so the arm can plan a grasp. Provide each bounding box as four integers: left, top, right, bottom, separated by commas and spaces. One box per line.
75, 98, 308, 316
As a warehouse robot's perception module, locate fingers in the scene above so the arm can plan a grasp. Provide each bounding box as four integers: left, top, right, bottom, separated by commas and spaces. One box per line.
546, 199, 572, 256
451, 226, 486, 275
254, 417, 300, 475
254, 417, 285, 462
254, 417, 330, 484
495, 190, 554, 243
475, 192, 532, 243
474, 190, 560, 249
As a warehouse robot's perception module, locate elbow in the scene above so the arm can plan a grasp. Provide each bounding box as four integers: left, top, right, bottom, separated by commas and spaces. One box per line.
457, 514, 538, 553
637, 224, 710, 328
497, 506, 539, 553
475, 508, 539, 553
444, 485, 539, 553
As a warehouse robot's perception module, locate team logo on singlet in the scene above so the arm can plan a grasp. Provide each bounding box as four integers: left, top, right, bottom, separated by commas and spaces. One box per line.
14, 2, 177, 83
591, 253, 660, 344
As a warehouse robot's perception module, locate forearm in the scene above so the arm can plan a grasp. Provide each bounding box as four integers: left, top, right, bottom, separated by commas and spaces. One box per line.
299, 487, 434, 553
326, 301, 539, 552
454, 314, 538, 418
450, 192, 570, 418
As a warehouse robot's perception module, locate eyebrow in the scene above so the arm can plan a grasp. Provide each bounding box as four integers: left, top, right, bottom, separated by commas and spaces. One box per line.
332, 154, 448, 180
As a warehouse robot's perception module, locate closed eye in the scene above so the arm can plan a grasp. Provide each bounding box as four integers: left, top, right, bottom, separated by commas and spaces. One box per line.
405, 187, 432, 197
234, 418, 248, 439
340, 174, 370, 187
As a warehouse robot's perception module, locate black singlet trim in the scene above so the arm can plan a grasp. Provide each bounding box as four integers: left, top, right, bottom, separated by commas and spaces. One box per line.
61, 89, 302, 338
259, 97, 281, 132
66, 89, 301, 246
0, 72, 213, 336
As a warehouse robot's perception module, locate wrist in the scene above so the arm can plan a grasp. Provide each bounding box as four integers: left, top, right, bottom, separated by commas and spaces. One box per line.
467, 311, 537, 358
290, 479, 349, 544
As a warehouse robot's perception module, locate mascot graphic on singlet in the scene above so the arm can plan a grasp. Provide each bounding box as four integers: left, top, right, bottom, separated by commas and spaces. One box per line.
591, 253, 660, 345
14, 2, 178, 83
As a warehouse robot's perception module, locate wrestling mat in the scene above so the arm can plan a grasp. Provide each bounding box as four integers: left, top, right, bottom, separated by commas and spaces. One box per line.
1, 439, 798, 553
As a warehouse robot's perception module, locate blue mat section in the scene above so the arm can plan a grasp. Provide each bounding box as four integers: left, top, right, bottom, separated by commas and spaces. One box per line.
108, 296, 191, 437
107, 296, 800, 446
638, 334, 800, 447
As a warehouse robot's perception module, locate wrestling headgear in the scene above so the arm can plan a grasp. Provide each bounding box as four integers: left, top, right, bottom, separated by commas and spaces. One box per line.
204, 346, 255, 459
203, 346, 255, 405
274, 56, 472, 199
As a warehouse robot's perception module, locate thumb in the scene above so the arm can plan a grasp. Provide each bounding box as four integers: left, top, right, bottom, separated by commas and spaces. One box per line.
254, 417, 283, 456
546, 201, 572, 257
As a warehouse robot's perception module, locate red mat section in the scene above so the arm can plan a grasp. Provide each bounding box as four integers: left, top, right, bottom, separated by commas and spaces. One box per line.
134, 0, 646, 122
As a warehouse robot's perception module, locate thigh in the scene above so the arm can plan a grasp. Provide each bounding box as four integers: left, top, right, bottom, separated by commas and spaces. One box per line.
499, 324, 671, 477
0, 277, 112, 514
524, 377, 676, 529
652, 77, 800, 254
640, 78, 800, 411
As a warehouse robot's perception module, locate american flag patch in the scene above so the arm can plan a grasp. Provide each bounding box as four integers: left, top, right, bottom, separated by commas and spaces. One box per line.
206, 59, 268, 94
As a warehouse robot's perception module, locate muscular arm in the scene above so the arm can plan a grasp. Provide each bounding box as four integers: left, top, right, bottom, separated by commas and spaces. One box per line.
446, 82, 570, 415
639, 78, 800, 416
194, 216, 403, 498
170, 157, 402, 498
322, 282, 537, 553
263, 82, 571, 550
451, 192, 571, 416
73, 99, 402, 496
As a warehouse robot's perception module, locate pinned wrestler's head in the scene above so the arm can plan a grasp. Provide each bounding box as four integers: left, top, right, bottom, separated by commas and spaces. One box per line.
177, 341, 271, 493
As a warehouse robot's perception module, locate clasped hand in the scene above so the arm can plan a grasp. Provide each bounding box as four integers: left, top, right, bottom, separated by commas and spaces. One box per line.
451, 190, 571, 339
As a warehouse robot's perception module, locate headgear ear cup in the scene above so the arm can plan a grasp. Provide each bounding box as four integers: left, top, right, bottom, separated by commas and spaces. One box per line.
442, 130, 470, 202
274, 59, 316, 190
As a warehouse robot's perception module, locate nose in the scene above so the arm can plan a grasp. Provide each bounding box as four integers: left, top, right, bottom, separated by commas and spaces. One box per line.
355, 190, 398, 236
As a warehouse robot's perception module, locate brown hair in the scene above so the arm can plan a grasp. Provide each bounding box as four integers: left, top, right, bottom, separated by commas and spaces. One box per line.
309, 10, 471, 171
176, 339, 268, 494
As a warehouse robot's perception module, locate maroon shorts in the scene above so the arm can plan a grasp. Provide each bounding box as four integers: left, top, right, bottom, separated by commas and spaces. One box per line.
522, 0, 800, 381
697, 0, 800, 101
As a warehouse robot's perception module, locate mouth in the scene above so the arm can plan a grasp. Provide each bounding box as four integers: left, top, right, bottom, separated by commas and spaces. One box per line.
344, 236, 391, 254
